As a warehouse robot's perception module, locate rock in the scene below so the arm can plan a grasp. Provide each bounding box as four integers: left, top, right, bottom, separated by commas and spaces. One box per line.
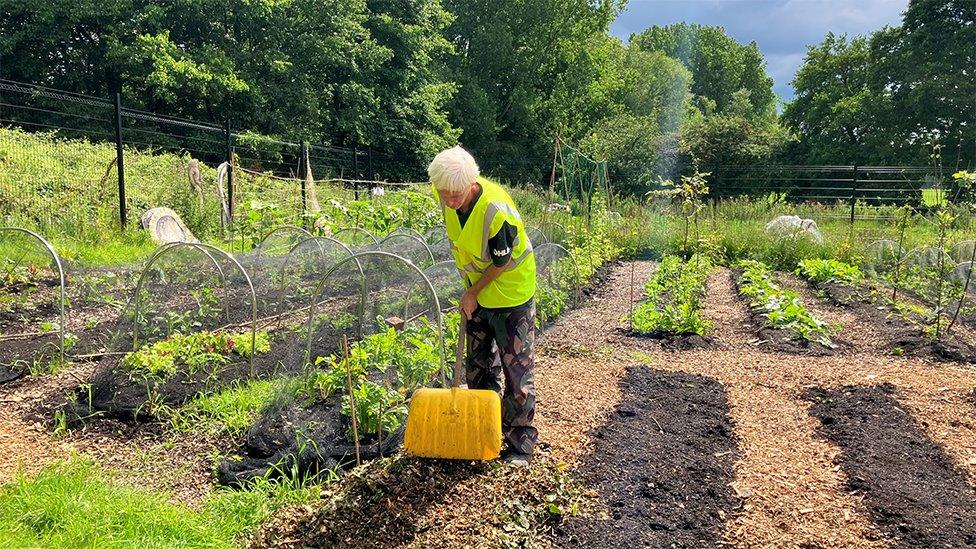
764, 215, 824, 244
140, 207, 198, 245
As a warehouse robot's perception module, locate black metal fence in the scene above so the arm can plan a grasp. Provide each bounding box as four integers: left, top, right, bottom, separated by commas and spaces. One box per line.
702, 164, 953, 219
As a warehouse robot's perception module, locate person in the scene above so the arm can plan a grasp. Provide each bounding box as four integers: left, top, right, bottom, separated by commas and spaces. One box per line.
428, 145, 537, 466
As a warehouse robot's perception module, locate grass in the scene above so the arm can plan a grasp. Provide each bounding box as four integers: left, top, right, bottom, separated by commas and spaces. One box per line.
169, 379, 279, 436
0, 459, 322, 548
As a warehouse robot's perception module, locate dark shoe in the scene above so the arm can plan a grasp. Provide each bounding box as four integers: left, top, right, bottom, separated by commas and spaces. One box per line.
500, 449, 532, 467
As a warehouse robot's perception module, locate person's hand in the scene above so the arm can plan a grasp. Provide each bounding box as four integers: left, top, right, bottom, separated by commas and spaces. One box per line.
460, 289, 478, 320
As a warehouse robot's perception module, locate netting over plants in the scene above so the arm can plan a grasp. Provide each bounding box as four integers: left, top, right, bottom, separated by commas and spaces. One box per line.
526, 226, 547, 246
541, 221, 569, 246
950, 240, 976, 264
904, 246, 954, 272
260, 236, 356, 327
253, 226, 316, 257
373, 234, 435, 269
864, 239, 903, 273
534, 242, 583, 326
218, 251, 455, 485
332, 227, 378, 247
82, 243, 264, 421
0, 227, 66, 382
423, 225, 451, 261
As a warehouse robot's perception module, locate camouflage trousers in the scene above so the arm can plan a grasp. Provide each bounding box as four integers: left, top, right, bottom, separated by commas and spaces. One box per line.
466, 300, 537, 455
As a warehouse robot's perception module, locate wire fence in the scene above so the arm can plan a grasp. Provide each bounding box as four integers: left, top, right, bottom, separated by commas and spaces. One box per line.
0, 78, 406, 241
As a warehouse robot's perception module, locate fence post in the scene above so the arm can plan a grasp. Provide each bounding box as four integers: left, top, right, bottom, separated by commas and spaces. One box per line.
849, 165, 858, 225
367, 147, 374, 183
113, 92, 127, 228
299, 140, 308, 228
353, 145, 360, 200
225, 120, 234, 225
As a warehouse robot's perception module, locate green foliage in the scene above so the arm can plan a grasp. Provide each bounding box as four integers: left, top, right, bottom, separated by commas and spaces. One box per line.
736, 259, 835, 346
122, 330, 270, 379
1, 1, 461, 181
169, 379, 278, 437
0, 459, 320, 548
340, 380, 409, 437
536, 284, 568, 326
631, 23, 776, 116
631, 255, 713, 335
784, 1, 976, 167
796, 259, 864, 285
443, 0, 624, 181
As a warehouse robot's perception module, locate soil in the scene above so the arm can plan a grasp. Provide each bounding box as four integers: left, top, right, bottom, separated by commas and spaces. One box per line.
555, 366, 740, 548
806, 384, 976, 547
811, 279, 976, 363
78, 332, 310, 422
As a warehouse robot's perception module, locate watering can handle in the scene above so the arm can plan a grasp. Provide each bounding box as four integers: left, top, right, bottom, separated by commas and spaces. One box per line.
452, 314, 467, 388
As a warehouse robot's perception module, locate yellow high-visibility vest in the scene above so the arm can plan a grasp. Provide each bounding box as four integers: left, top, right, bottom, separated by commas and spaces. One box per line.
434, 177, 536, 308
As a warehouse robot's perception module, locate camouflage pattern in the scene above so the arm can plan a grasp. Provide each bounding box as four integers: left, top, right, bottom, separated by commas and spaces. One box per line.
465, 300, 537, 455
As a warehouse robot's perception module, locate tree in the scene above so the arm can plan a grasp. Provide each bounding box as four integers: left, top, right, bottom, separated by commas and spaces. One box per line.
442, 0, 625, 182
783, 0, 975, 168
0, 0, 461, 180
782, 33, 877, 164
681, 89, 793, 187
631, 23, 776, 116
582, 47, 692, 193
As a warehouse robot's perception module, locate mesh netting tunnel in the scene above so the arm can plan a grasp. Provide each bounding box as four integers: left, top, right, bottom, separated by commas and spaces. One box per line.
0, 227, 66, 382
534, 242, 583, 326
864, 239, 903, 274
252, 225, 316, 257
333, 227, 378, 248
218, 251, 452, 486
83, 242, 262, 420
373, 233, 435, 269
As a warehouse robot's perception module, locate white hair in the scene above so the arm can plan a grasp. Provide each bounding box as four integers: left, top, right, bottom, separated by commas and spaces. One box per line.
428, 145, 480, 192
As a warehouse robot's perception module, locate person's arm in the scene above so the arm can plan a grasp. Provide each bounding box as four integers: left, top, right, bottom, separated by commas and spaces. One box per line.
460, 260, 511, 318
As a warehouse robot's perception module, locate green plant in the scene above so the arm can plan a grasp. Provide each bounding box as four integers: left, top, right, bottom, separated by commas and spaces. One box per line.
168, 379, 279, 437
0, 458, 322, 548
122, 330, 270, 379
631, 254, 713, 336
340, 381, 408, 438
737, 259, 835, 346
796, 258, 863, 285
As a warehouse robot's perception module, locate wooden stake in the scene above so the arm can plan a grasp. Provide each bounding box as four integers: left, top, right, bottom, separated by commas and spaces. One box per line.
343, 335, 361, 466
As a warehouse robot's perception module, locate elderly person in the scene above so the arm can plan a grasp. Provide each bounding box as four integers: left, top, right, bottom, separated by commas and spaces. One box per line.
428, 146, 538, 466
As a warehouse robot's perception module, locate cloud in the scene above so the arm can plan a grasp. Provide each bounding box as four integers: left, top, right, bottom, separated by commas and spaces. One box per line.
611, 0, 908, 99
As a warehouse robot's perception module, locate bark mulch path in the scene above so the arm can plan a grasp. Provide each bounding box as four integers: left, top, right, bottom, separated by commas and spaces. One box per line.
254, 260, 659, 548
807, 384, 976, 547
633, 268, 976, 548
555, 367, 740, 548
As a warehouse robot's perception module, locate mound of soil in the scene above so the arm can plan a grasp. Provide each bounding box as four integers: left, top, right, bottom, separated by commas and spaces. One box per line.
806, 384, 976, 547
217, 394, 402, 487
555, 366, 740, 547
815, 280, 976, 364
253, 457, 487, 547
730, 270, 838, 356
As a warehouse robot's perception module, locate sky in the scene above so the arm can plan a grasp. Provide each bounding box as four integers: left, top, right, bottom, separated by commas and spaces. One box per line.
611, 0, 909, 104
